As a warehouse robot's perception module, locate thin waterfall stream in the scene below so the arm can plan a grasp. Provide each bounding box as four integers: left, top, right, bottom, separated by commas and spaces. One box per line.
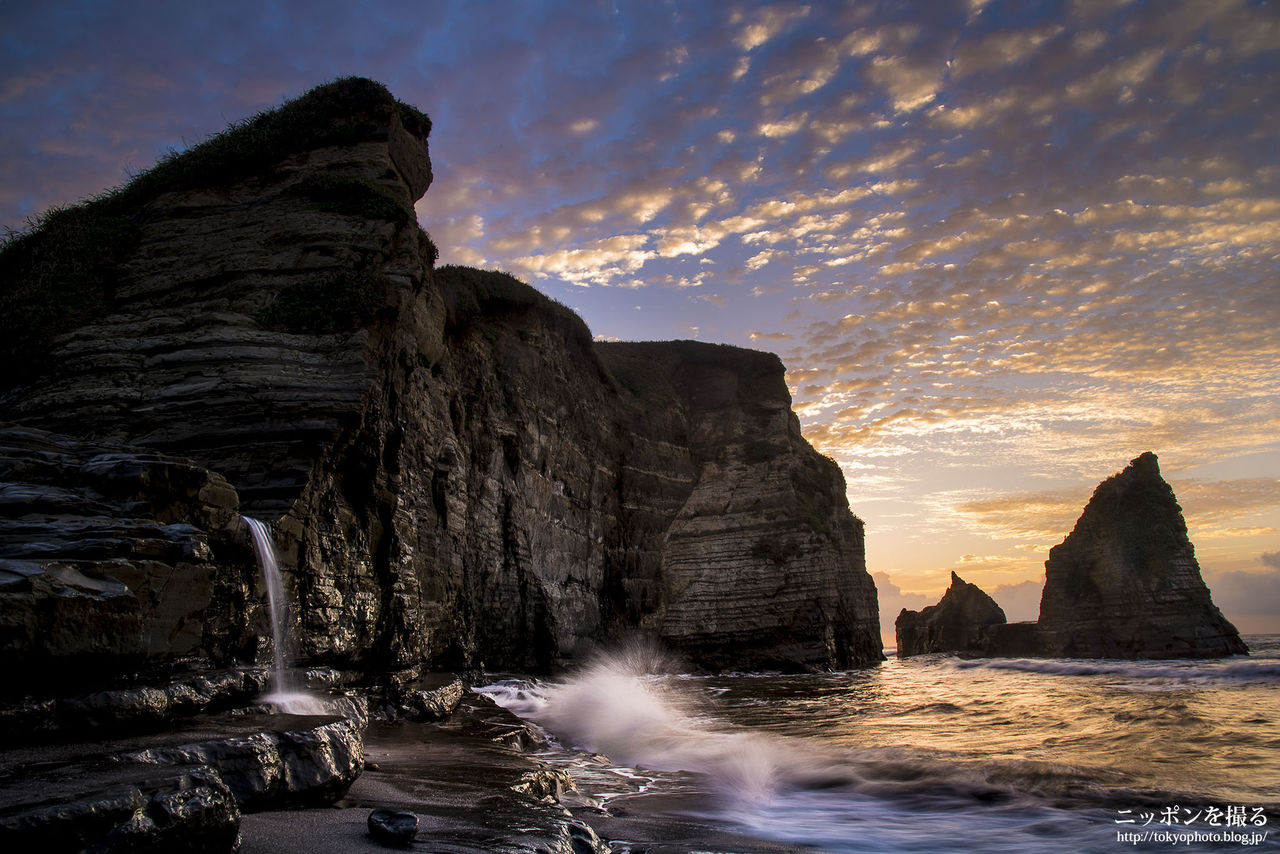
244, 516, 328, 714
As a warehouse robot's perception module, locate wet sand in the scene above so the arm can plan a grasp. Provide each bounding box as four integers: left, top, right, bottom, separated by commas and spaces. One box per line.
240, 715, 810, 853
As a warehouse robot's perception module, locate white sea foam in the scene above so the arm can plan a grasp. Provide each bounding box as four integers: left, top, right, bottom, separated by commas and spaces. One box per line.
480, 641, 1280, 852
949, 656, 1280, 685
479, 645, 834, 806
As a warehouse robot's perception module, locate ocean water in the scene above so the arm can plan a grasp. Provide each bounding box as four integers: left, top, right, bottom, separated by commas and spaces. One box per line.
478, 636, 1280, 852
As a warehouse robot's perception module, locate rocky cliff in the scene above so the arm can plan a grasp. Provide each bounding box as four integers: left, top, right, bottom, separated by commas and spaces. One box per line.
1038, 452, 1246, 659
895, 572, 1007, 658
0, 78, 881, 690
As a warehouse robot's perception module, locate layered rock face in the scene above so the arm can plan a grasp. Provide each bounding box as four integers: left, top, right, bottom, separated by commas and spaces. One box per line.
0, 78, 880, 683
0, 426, 256, 690
601, 343, 881, 670
895, 572, 1008, 658
1038, 452, 1246, 659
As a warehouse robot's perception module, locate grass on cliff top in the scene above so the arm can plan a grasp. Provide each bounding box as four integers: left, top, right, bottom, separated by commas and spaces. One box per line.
0, 76, 431, 387
118, 76, 430, 204
435, 265, 593, 350
596, 339, 785, 406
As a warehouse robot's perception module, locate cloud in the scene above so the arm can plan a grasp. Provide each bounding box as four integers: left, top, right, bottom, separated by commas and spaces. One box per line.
865, 55, 944, 113
731, 3, 810, 52
872, 571, 932, 644
1204, 567, 1280, 618
990, 580, 1043, 623
951, 24, 1065, 77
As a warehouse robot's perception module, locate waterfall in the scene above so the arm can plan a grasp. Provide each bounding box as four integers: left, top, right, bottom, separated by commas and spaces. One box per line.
243, 516, 327, 714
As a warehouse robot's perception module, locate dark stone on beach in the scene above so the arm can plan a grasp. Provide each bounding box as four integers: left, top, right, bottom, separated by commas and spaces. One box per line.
367, 808, 418, 846
1038, 452, 1248, 659
896, 572, 1008, 658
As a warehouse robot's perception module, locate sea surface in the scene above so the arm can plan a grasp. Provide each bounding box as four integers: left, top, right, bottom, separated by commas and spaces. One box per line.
478, 636, 1280, 852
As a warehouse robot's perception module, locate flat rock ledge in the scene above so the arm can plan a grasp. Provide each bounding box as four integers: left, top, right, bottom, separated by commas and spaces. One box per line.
0, 666, 271, 743
0, 695, 367, 853
124, 696, 368, 810
0, 763, 241, 854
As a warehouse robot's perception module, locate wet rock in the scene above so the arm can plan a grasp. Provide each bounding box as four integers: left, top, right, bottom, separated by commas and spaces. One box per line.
896, 572, 1008, 658
512, 767, 578, 803
398, 675, 465, 721
0, 764, 240, 854
446, 693, 549, 752
122, 696, 368, 810
367, 808, 418, 846
1038, 452, 1248, 659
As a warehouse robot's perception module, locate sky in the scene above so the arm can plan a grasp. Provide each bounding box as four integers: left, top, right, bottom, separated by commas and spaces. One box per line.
3, 0, 1278, 644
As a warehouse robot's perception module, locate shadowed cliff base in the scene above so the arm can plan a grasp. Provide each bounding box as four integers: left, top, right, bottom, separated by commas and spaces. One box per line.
897, 452, 1246, 660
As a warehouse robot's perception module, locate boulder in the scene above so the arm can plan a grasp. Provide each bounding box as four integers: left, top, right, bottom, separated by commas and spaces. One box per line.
398, 674, 465, 721
367, 808, 418, 846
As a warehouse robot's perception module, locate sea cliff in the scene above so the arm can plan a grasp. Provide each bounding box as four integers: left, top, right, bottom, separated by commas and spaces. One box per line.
0, 78, 881, 693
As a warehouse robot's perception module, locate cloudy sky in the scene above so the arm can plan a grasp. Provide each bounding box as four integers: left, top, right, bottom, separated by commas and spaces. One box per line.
4, 0, 1278, 641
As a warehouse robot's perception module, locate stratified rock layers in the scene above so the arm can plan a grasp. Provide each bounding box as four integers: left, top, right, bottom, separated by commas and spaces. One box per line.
0, 79, 881, 679
1038, 452, 1246, 659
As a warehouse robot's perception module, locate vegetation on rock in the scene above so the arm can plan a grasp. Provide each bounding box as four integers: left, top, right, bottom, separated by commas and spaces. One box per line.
435, 265, 593, 350
292, 172, 415, 224
255, 271, 390, 334
0, 76, 431, 387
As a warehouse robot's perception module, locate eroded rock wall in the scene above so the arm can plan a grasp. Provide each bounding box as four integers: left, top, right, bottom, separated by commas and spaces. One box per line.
0, 78, 882, 685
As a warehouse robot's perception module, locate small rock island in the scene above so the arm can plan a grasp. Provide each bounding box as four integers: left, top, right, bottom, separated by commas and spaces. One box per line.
897, 452, 1247, 660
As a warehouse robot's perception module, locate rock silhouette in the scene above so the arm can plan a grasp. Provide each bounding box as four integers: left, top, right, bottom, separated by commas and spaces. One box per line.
1038, 452, 1247, 659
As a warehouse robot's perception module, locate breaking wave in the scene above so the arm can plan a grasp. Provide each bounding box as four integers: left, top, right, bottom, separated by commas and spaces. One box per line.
475, 645, 1148, 852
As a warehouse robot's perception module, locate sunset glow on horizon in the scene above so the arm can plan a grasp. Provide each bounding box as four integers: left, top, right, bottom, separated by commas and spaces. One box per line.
3, 0, 1277, 642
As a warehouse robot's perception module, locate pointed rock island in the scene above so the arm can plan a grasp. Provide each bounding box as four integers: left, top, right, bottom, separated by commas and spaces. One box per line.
1037, 451, 1246, 659
895, 572, 1007, 657
897, 452, 1246, 660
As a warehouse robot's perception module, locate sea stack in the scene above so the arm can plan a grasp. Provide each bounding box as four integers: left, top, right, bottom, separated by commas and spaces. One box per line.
1037, 452, 1247, 659
895, 572, 1008, 658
